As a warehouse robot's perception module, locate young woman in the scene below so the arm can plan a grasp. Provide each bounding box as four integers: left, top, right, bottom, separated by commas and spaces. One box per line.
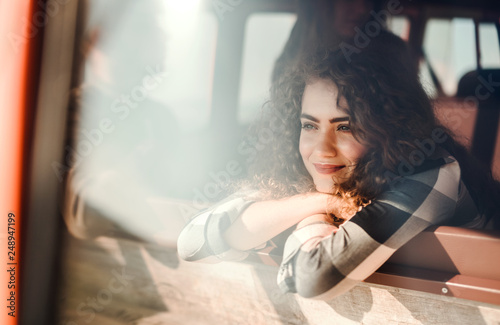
177, 45, 500, 300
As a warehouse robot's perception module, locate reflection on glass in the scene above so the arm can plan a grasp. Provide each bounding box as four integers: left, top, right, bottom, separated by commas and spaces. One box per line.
64, 0, 217, 243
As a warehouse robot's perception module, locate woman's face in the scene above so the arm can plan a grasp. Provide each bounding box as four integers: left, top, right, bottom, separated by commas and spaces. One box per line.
299, 78, 367, 193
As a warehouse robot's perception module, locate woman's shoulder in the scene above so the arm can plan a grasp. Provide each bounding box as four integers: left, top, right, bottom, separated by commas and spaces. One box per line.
389, 146, 460, 187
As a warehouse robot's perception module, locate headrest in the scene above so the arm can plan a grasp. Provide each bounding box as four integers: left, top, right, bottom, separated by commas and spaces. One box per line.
456, 69, 500, 100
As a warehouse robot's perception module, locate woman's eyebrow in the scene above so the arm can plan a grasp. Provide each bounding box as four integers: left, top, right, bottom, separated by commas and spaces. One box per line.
300, 113, 318, 122
300, 113, 349, 124
329, 117, 349, 123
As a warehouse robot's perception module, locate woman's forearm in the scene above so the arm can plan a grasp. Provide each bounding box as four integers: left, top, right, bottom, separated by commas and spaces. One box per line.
223, 192, 331, 251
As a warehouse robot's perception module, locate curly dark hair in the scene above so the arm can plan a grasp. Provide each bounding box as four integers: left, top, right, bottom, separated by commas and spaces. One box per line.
243, 43, 500, 228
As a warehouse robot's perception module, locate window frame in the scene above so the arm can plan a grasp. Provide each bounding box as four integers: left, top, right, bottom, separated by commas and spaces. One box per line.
24, 1, 500, 320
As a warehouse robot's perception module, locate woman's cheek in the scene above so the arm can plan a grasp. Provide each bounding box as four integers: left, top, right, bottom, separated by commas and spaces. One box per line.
338, 138, 367, 161
299, 135, 313, 158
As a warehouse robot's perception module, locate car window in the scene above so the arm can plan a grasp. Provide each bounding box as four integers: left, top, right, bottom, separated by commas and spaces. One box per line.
479, 22, 500, 69
421, 18, 500, 97
65, 0, 219, 241
238, 13, 297, 124
387, 15, 410, 40
73, 0, 217, 190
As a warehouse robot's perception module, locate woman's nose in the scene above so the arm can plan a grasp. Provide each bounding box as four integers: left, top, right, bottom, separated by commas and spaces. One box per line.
315, 132, 337, 157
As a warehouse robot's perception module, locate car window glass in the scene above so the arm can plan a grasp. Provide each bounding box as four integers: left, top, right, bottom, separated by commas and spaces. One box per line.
422, 18, 477, 96
387, 15, 410, 40
421, 18, 500, 97
66, 1, 218, 241
479, 22, 500, 69
238, 13, 297, 124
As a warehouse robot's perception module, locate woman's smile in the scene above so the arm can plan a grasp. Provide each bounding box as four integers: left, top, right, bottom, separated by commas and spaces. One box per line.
313, 163, 346, 175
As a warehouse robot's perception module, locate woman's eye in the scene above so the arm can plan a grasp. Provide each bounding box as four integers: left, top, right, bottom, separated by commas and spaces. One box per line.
301, 123, 316, 130
337, 125, 351, 132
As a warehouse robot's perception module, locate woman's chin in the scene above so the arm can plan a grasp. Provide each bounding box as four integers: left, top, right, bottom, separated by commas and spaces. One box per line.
315, 184, 334, 194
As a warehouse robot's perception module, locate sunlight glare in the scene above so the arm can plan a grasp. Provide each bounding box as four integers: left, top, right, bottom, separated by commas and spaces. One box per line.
164, 0, 202, 13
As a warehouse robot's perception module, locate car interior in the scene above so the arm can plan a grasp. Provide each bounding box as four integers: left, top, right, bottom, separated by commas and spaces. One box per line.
6, 0, 500, 324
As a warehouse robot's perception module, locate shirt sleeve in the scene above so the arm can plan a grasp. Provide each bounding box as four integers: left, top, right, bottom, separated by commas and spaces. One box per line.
177, 193, 255, 263
277, 156, 461, 299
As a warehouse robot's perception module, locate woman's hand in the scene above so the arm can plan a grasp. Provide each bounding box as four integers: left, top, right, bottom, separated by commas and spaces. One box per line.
296, 213, 339, 231
326, 195, 363, 221
299, 192, 362, 226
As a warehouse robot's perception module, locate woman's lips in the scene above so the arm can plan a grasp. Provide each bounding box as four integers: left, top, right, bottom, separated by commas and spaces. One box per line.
313, 163, 345, 175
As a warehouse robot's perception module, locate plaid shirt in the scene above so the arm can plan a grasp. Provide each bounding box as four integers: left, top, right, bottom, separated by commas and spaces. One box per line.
177, 153, 481, 298
177, 193, 256, 263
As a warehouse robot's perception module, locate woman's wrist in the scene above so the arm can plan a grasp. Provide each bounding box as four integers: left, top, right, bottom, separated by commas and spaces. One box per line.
296, 213, 336, 229
295, 191, 331, 215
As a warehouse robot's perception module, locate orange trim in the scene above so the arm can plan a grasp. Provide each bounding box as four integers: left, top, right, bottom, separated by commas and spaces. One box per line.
0, 1, 39, 323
